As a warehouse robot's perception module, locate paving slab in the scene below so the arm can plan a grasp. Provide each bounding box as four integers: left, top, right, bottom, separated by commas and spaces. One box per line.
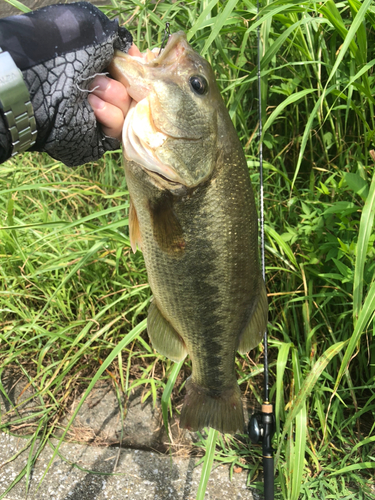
0, 371, 263, 499
0, 433, 259, 500
0, 373, 195, 452
59, 381, 167, 450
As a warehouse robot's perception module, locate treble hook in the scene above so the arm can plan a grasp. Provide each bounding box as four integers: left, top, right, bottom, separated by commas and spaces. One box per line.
158, 22, 170, 55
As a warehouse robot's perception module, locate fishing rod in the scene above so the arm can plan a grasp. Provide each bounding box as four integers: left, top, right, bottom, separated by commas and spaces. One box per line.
247, 1, 275, 499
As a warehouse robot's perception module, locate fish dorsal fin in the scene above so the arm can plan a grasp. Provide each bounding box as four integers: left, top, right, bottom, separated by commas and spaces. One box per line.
147, 300, 187, 362
238, 282, 268, 353
150, 196, 185, 254
129, 197, 142, 253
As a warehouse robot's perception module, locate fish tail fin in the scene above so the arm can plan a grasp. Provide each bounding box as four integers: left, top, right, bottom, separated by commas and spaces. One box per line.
179, 378, 244, 434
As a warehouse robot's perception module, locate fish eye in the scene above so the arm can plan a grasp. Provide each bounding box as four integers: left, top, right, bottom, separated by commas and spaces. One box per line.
189, 75, 208, 95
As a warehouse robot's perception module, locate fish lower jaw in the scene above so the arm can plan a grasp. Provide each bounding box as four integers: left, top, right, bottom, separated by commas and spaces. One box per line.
123, 99, 187, 189
146, 169, 186, 190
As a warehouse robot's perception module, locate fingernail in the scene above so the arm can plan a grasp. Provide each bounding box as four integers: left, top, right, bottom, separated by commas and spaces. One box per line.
89, 75, 110, 92
88, 93, 105, 109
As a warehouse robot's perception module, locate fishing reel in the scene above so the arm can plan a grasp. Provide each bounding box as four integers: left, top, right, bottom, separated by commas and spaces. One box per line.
248, 402, 275, 449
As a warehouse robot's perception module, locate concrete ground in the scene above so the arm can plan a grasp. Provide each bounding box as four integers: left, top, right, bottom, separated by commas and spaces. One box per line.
0, 433, 259, 500
0, 375, 260, 499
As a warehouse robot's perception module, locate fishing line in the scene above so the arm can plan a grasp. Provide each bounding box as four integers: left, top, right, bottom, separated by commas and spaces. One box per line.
76, 72, 109, 93
159, 22, 171, 55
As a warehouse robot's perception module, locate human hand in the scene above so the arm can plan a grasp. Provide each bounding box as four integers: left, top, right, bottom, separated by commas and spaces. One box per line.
0, 2, 133, 166
88, 45, 142, 141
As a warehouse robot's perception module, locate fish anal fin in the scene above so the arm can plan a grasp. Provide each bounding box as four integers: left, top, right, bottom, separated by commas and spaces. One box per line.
238, 282, 268, 354
180, 378, 245, 434
147, 301, 187, 362
129, 197, 142, 253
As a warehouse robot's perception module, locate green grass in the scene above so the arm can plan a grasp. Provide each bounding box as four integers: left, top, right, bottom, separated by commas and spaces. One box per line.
1, 0, 375, 499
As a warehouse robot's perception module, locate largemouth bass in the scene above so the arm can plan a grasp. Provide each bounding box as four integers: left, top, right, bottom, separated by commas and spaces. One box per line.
109, 32, 268, 434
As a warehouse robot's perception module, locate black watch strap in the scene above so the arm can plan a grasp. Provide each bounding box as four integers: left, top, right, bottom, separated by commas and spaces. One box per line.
0, 48, 37, 156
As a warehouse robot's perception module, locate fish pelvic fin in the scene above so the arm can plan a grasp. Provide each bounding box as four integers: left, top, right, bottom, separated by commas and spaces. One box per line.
129, 197, 142, 253
147, 300, 187, 362
238, 281, 268, 354
180, 378, 244, 434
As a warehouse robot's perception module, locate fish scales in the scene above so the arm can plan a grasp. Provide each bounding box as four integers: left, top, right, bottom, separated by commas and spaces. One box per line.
110, 32, 268, 434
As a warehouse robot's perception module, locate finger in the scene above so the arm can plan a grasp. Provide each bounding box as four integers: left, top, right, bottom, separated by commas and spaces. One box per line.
128, 44, 142, 57
89, 75, 131, 117
88, 93, 124, 140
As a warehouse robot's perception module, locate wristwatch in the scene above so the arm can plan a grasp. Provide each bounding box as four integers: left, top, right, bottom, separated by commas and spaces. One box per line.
0, 48, 37, 156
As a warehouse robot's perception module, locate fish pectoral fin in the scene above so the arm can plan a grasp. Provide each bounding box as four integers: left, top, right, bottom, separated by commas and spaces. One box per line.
147, 300, 187, 362
150, 197, 185, 254
129, 197, 142, 253
238, 281, 268, 354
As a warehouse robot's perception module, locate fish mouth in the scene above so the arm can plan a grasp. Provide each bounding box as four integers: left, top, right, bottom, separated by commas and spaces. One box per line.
148, 171, 186, 190
111, 31, 188, 103
111, 32, 192, 189
147, 31, 188, 67
123, 98, 187, 189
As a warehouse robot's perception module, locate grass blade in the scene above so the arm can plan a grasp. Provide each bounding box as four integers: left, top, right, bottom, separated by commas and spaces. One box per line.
196, 427, 219, 500
3, 0, 31, 13
276, 340, 347, 465
161, 360, 184, 436
38, 319, 147, 486
265, 225, 298, 268
324, 0, 372, 87
187, 0, 220, 41
329, 462, 375, 476
25, 239, 107, 333
275, 342, 292, 435
334, 280, 375, 395
200, 0, 240, 56
291, 349, 307, 500
353, 168, 375, 323
262, 89, 316, 137
291, 85, 336, 191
